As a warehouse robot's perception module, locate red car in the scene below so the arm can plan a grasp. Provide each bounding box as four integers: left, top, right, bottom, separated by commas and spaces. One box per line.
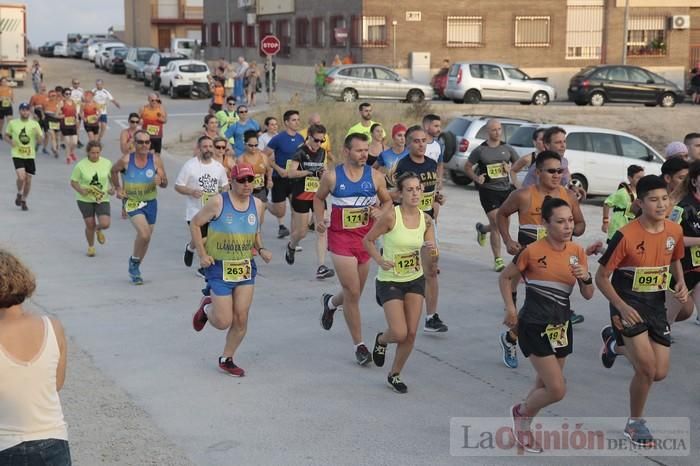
431, 68, 449, 99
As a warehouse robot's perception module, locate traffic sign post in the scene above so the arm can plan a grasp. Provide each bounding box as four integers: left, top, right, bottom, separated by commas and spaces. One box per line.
260, 35, 281, 103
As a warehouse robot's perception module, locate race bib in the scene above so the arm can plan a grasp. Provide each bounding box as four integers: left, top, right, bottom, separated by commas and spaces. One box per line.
342, 207, 370, 230
86, 185, 104, 202
253, 174, 264, 189
419, 192, 435, 211
668, 206, 683, 224
394, 251, 421, 277
64, 116, 76, 126
17, 146, 31, 156
49, 121, 60, 131
632, 266, 670, 292
536, 226, 547, 240
124, 198, 146, 213
691, 245, 700, 268
285, 159, 294, 172
201, 192, 215, 206
486, 162, 507, 179
146, 124, 160, 136
542, 321, 569, 350
222, 258, 252, 283
86, 115, 98, 124
304, 176, 320, 193
1, 99, 10, 107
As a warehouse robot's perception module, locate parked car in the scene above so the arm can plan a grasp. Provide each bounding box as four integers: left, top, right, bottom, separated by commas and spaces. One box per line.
322, 64, 433, 103
158, 60, 210, 98
445, 62, 555, 105
508, 124, 664, 196
94, 42, 126, 69
143, 52, 187, 90
442, 115, 535, 185
84, 38, 112, 61
431, 67, 449, 99
125, 47, 157, 80
38, 41, 60, 57
104, 47, 128, 74
69, 38, 89, 58
52, 42, 68, 57
567, 65, 684, 108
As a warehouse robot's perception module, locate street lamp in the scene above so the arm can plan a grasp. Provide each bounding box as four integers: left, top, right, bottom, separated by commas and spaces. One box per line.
392, 20, 397, 68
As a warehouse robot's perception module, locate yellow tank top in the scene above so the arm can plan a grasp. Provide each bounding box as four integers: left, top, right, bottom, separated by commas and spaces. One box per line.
377, 206, 426, 283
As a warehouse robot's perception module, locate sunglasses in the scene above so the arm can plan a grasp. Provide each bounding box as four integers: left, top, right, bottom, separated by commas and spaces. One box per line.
135, 140, 151, 145
236, 176, 255, 184
246, 143, 258, 148
215, 144, 227, 149
238, 110, 248, 114
129, 119, 139, 124
543, 168, 564, 174
312, 137, 326, 144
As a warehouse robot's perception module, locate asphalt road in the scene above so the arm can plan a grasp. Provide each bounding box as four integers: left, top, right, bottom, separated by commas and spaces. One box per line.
1, 57, 698, 465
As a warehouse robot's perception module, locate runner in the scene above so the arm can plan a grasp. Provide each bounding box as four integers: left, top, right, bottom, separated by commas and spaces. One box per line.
80, 91, 100, 142
285, 124, 335, 279
299, 113, 333, 160
394, 126, 447, 333
3, 103, 44, 211
190, 163, 273, 377
28, 83, 49, 155
69, 141, 114, 257
367, 123, 385, 166
91, 79, 120, 142
464, 118, 519, 271
215, 97, 239, 140
176, 135, 229, 273
0, 76, 14, 134
238, 131, 272, 227
595, 175, 687, 447
57, 87, 78, 164
223, 105, 260, 156
110, 130, 169, 285
213, 136, 236, 173
684, 132, 700, 162
68, 78, 84, 149
210, 79, 225, 114
500, 197, 594, 453
120, 112, 140, 155
373, 123, 408, 188
316, 133, 392, 365
263, 109, 303, 239
346, 102, 382, 138
195, 114, 221, 156
509, 128, 546, 188
496, 151, 585, 368
661, 157, 689, 218
139, 93, 167, 157
44, 88, 61, 157
603, 165, 645, 241
423, 114, 444, 189
257, 116, 278, 151
363, 172, 438, 393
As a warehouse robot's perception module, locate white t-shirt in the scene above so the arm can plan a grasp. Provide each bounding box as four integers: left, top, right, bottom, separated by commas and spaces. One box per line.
92, 88, 114, 115
175, 157, 229, 221
425, 139, 442, 163
69, 87, 84, 104
258, 132, 276, 150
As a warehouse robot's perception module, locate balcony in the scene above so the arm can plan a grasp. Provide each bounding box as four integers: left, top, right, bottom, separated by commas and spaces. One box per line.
151, 1, 202, 25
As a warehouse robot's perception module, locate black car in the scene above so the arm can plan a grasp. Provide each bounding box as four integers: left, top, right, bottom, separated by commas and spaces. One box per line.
568, 65, 684, 107
105, 48, 128, 74
38, 41, 60, 57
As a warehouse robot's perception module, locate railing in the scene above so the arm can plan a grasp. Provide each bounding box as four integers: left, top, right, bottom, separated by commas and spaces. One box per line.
184, 6, 203, 20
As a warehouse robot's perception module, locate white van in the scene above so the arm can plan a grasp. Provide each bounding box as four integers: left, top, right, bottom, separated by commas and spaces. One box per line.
171, 38, 196, 58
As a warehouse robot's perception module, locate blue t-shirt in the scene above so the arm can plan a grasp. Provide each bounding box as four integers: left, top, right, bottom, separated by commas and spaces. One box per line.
267, 131, 302, 177
225, 118, 261, 155
376, 147, 408, 169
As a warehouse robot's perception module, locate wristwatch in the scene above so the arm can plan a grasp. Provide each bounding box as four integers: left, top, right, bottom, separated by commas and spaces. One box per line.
580, 273, 593, 285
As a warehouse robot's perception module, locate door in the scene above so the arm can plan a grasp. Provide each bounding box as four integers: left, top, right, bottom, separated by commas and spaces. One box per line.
348, 67, 375, 98
158, 28, 171, 51
478, 64, 507, 100
604, 67, 633, 101
618, 135, 663, 176
372, 67, 401, 99
503, 67, 532, 101
581, 131, 624, 194
626, 67, 658, 103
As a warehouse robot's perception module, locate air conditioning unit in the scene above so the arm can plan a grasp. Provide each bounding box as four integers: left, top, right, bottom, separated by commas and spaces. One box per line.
238, 0, 254, 8
670, 15, 690, 30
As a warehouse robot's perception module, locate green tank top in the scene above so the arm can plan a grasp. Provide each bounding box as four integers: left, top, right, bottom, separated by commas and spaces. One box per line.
377, 205, 426, 283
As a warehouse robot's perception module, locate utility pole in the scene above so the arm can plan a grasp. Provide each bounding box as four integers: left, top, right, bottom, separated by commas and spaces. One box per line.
225, 0, 232, 62
622, 0, 630, 65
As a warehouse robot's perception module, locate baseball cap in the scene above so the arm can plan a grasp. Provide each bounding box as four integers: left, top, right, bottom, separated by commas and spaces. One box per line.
664, 141, 688, 158
392, 123, 407, 138
18, 102, 30, 110
231, 163, 255, 181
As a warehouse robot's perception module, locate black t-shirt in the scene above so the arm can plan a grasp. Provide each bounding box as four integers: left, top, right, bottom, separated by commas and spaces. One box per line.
678, 193, 700, 272
291, 145, 326, 198
394, 155, 438, 215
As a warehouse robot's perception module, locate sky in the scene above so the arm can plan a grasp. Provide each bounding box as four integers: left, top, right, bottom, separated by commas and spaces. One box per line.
23, 0, 124, 46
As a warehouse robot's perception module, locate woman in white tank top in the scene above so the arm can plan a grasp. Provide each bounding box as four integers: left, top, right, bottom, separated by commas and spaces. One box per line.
0, 249, 71, 465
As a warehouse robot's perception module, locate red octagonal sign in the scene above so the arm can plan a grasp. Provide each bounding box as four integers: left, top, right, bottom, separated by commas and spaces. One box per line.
260, 35, 281, 56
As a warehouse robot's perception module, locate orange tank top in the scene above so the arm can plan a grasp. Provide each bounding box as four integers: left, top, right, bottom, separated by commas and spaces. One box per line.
62, 100, 77, 125
141, 106, 163, 138
213, 87, 225, 105
44, 98, 58, 114
83, 103, 99, 125
519, 185, 572, 228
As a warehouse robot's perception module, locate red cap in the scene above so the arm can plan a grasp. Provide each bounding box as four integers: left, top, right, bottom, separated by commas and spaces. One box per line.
231, 163, 255, 181
392, 123, 407, 139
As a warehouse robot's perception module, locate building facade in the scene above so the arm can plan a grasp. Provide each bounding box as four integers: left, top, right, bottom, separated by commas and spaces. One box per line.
124, 0, 204, 49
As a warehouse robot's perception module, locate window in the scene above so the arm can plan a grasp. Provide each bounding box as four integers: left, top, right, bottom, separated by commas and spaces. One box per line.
351, 15, 387, 47
444, 118, 472, 138
473, 64, 504, 80
627, 67, 652, 84
514, 16, 550, 47
245, 25, 255, 48
627, 16, 667, 57
210, 23, 220, 47
589, 133, 618, 156
276, 20, 291, 57
590, 68, 608, 80
231, 22, 243, 47
201, 24, 207, 47
296, 18, 309, 48
608, 67, 628, 82
566, 133, 589, 151
259, 20, 272, 38
330, 16, 348, 48
565, 1, 603, 59
504, 67, 528, 80
374, 67, 397, 81
446, 16, 482, 48
179, 64, 208, 73
619, 136, 651, 160
312, 17, 325, 48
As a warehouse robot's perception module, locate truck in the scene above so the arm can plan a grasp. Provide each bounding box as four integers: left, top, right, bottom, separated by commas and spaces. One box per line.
0, 3, 27, 86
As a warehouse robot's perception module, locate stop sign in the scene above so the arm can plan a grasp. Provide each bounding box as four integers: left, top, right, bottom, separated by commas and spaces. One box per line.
260, 35, 281, 56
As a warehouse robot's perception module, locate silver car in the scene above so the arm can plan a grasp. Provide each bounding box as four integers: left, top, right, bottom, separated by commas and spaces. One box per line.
445, 62, 555, 105
323, 64, 434, 103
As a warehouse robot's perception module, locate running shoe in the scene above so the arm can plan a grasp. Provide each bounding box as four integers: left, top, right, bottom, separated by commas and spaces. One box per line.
285, 242, 296, 265
355, 344, 372, 366
70, 152, 77, 162
219, 357, 245, 377
624, 419, 655, 447
42, 147, 48, 155
500, 331, 518, 369
196, 267, 206, 279
295, 245, 303, 252
14, 194, 21, 206
96, 230, 106, 245
277, 224, 290, 239
424, 314, 448, 333
494, 257, 506, 272
320, 293, 336, 330
308, 222, 315, 232
193, 296, 211, 331
20, 201, 28, 211
52, 148, 58, 158
316, 265, 335, 279
183, 243, 194, 267
128, 258, 143, 285
372, 333, 387, 367
65, 156, 71, 165
387, 373, 408, 394
475, 222, 487, 247
600, 325, 617, 369
570, 312, 584, 325
87, 246, 96, 257
77, 140, 84, 149
510, 404, 543, 453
